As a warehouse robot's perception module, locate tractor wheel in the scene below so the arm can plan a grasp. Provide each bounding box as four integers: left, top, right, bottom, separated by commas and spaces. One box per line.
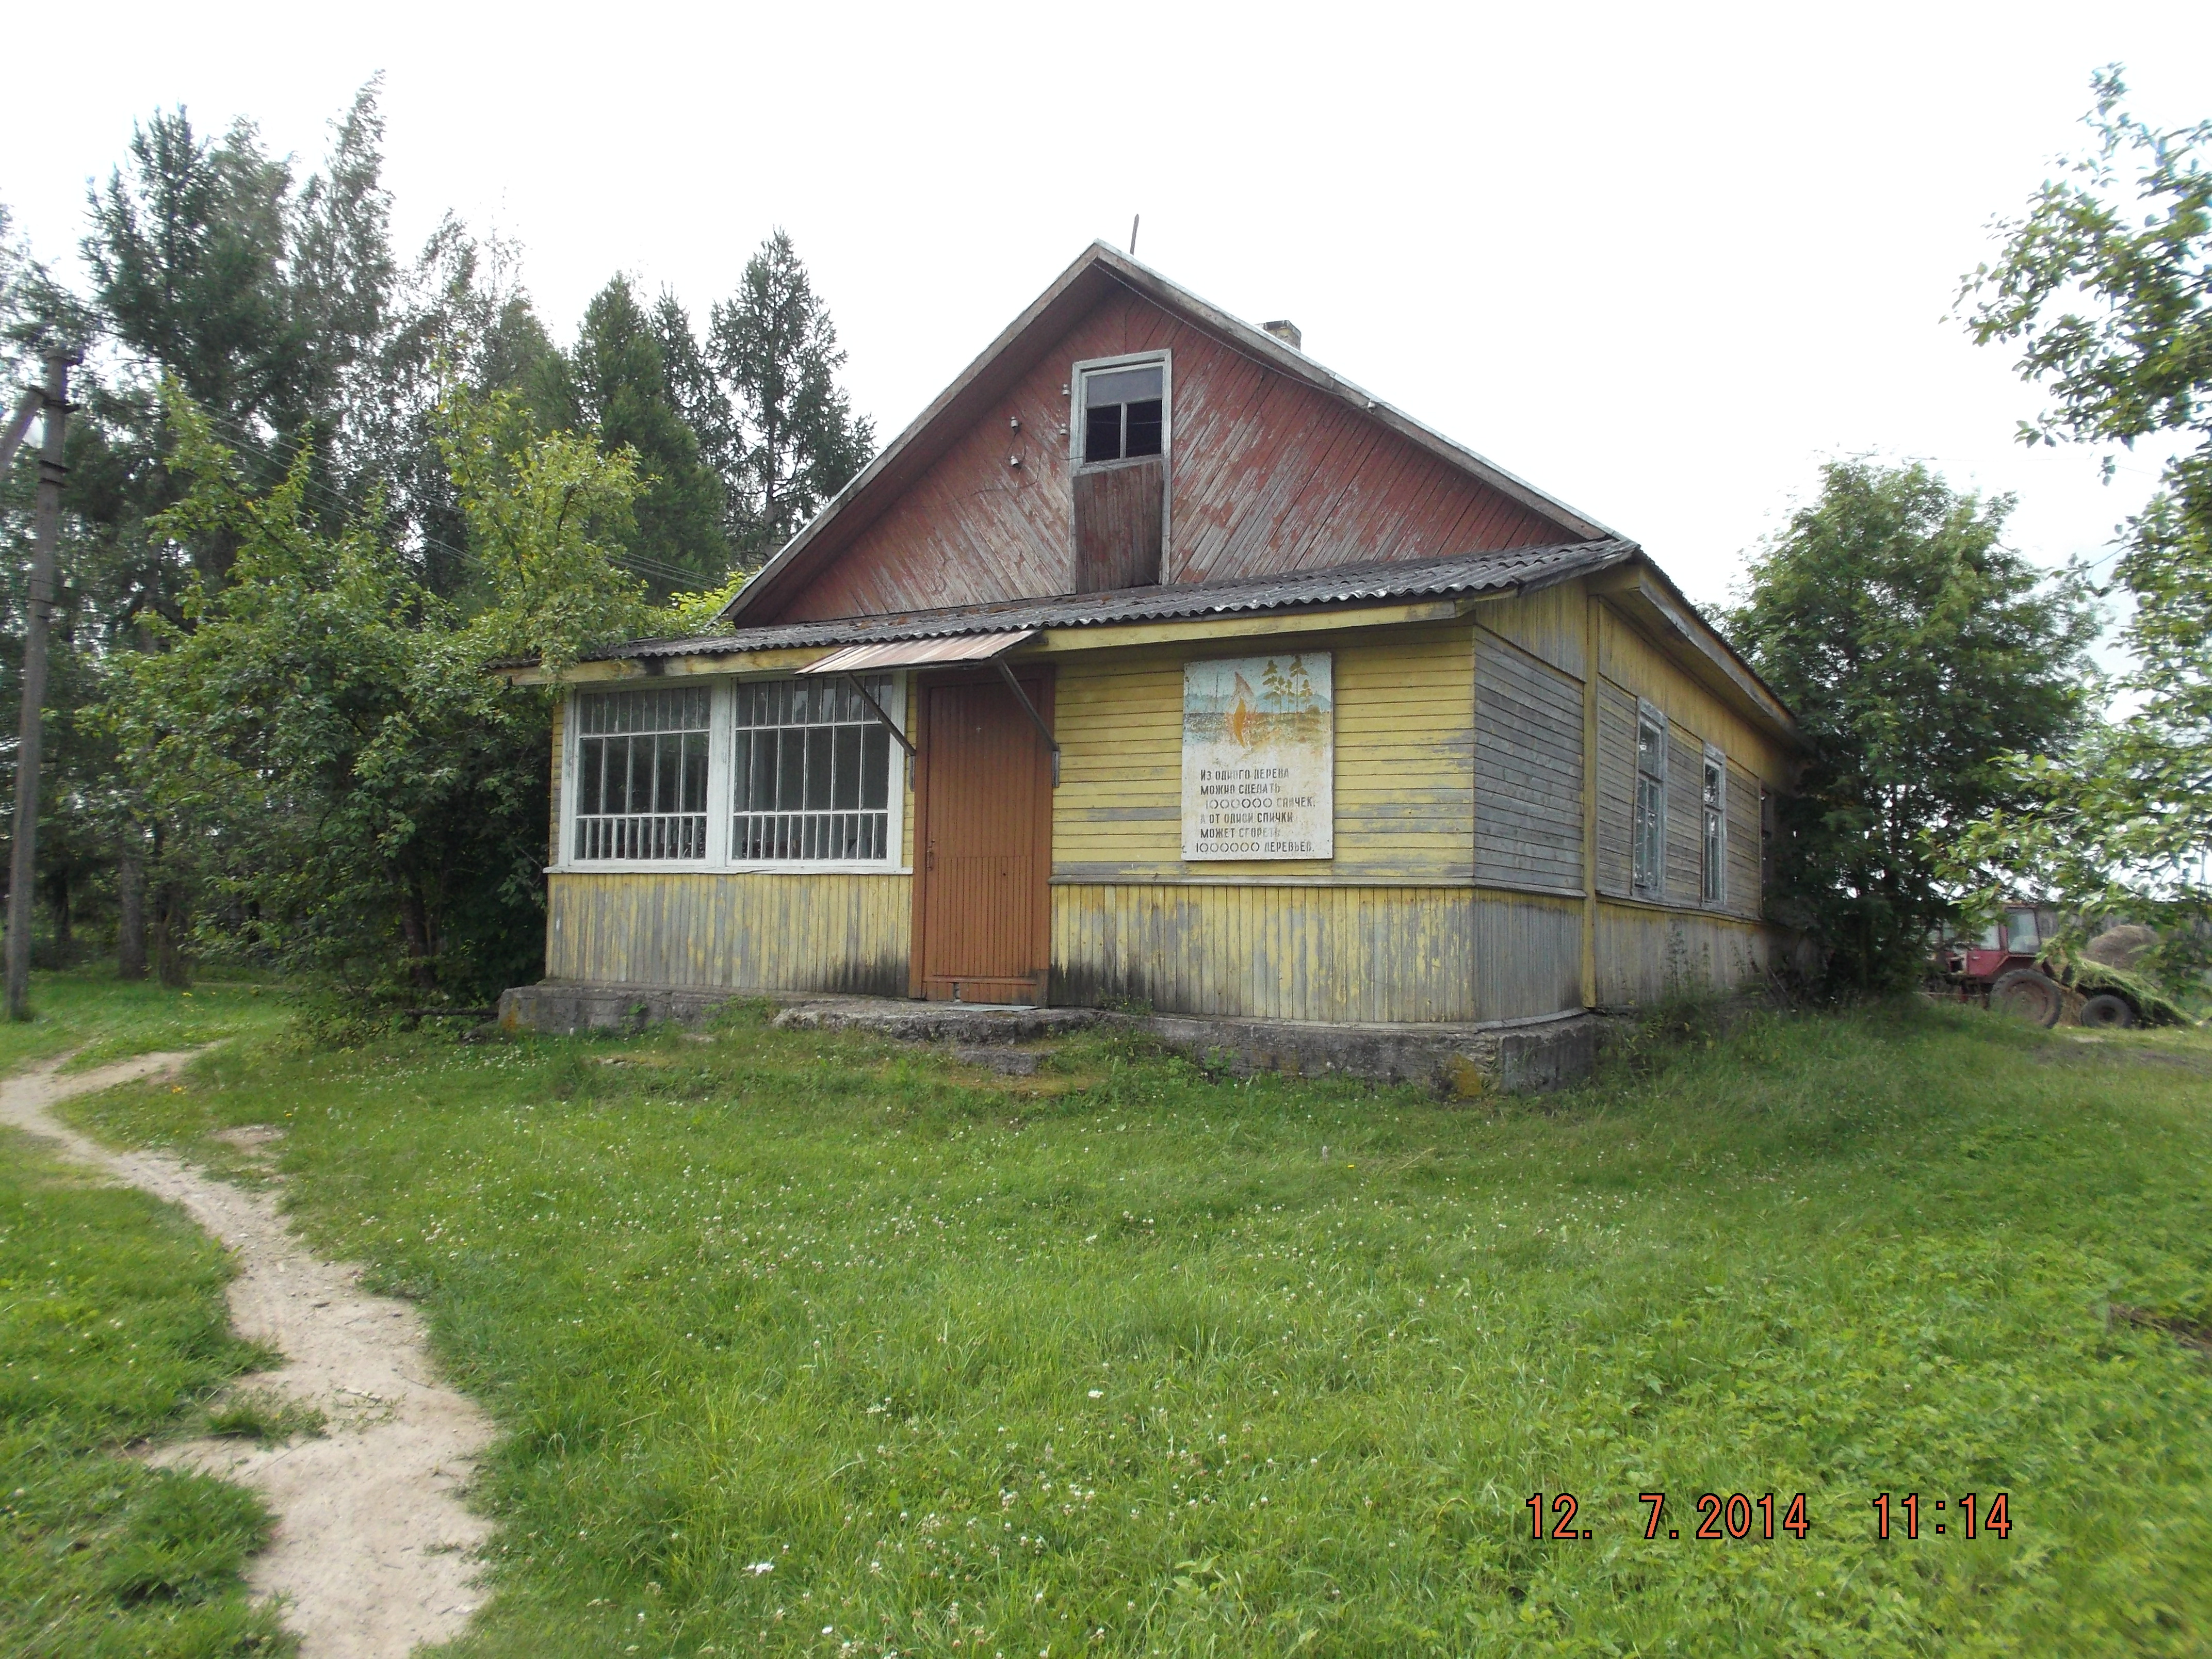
1989, 968, 2064, 1028
2079, 993, 2137, 1030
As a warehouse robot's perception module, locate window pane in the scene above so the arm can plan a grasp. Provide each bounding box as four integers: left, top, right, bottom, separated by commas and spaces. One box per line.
861, 725, 889, 810
1084, 365, 1163, 406
832, 725, 861, 810
719, 675, 895, 865
1125, 398, 1163, 458
1085, 403, 1123, 463
2006, 908, 2039, 950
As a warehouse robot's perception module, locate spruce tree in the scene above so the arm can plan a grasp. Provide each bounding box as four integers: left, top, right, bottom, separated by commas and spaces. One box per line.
709, 231, 874, 559
557, 274, 728, 591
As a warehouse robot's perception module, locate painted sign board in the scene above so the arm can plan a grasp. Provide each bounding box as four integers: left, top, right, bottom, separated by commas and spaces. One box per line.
1181, 653, 1334, 860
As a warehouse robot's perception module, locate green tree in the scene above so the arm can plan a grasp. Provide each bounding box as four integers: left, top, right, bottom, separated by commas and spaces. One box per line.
553, 274, 729, 592
1726, 460, 2098, 989
1955, 70, 2212, 978
709, 230, 874, 558
102, 386, 652, 998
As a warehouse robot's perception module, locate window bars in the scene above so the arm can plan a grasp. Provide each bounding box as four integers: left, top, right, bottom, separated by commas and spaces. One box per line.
731, 676, 893, 861
573, 687, 712, 860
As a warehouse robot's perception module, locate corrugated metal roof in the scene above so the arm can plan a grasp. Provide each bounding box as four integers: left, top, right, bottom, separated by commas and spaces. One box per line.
586, 539, 1636, 662
798, 630, 1039, 673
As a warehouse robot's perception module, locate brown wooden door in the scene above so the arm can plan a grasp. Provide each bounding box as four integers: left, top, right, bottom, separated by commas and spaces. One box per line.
913, 671, 1053, 1004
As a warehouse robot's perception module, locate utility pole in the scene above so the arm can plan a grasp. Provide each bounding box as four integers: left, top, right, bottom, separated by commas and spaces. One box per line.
6, 351, 73, 1020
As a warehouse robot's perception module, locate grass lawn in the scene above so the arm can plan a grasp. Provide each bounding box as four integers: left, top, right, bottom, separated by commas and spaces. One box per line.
31, 984, 2212, 1656
0, 965, 288, 1078
0, 1129, 291, 1656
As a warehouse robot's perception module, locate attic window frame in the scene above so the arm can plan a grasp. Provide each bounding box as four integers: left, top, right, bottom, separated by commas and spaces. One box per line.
1070, 350, 1173, 471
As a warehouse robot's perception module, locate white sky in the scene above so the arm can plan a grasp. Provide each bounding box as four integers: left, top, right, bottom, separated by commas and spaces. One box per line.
8, 1, 2210, 621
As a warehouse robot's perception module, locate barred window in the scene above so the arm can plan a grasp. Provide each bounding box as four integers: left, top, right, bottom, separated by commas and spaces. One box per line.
1633, 707, 1666, 898
731, 677, 893, 861
573, 687, 711, 861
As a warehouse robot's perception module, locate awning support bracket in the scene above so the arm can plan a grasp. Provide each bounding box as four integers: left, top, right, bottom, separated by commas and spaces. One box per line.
841, 673, 917, 790
993, 660, 1061, 787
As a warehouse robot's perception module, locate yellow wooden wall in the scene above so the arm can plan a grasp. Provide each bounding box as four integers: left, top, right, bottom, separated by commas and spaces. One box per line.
1051, 884, 1582, 1023
538, 583, 1801, 1019
1596, 603, 1791, 787
1593, 901, 1778, 1007
547, 872, 910, 995
1051, 621, 1475, 884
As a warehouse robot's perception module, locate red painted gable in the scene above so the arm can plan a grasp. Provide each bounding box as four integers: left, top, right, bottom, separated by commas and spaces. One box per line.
766, 286, 1574, 625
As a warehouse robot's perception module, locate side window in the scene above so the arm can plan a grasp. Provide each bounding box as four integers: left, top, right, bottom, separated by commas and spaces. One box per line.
572, 686, 712, 861
731, 676, 895, 861
1080, 361, 1165, 465
1702, 747, 1726, 905
1633, 703, 1666, 898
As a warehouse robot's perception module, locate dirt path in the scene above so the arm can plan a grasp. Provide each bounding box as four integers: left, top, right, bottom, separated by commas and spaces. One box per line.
0, 1052, 494, 1658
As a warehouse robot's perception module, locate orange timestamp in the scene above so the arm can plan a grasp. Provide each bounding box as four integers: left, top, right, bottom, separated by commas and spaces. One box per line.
1527, 1490, 2014, 1541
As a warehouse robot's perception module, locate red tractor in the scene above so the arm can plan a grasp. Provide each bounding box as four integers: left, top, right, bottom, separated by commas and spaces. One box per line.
1938, 903, 2152, 1029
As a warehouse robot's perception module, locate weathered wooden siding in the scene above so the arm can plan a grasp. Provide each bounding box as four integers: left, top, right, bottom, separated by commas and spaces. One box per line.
1466, 583, 1587, 678
547, 872, 909, 994
1665, 727, 1702, 902
1597, 603, 1790, 786
1053, 884, 1582, 1022
1473, 628, 1582, 893
1593, 679, 1636, 899
1051, 622, 1475, 884
776, 288, 1567, 622
1726, 766, 1762, 920
1593, 902, 1775, 1007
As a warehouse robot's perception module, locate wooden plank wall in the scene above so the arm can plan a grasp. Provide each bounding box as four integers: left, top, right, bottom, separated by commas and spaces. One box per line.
1052, 884, 1583, 1023
1593, 680, 1636, 899
1473, 627, 1582, 893
546, 872, 910, 995
547, 695, 565, 867
1725, 767, 1762, 920
1594, 903, 1774, 1007
1051, 622, 1475, 884
1665, 727, 1702, 900
774, 288, 1569, 623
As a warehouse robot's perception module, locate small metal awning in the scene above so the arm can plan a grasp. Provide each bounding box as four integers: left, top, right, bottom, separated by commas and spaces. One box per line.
798, 629, 1037, 675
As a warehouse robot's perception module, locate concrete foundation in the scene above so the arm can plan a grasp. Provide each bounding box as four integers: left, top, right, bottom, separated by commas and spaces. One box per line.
495, 981, 1600, 1095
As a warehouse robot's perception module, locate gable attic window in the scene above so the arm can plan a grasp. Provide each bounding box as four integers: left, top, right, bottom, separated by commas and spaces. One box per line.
731, 676, 895, 861
1633, 702, 1666, 899
573, 686, 711, 860
1081, 361, 1165, 464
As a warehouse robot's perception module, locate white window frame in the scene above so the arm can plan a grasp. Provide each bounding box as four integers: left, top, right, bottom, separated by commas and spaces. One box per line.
1633, 698, 1667, 900
556, 674, 909, 874
1701, 744, 1727, 907
1069, 349, 1172, 468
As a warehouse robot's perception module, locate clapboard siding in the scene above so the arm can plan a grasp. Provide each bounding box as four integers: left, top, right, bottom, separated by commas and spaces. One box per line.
547, 872, 910, 994
1594, 901, 1775, 1007
1665, 727, 1702, 902
547, 696, 565, 863
1474, 629, 1583, 892
1052, 883, 1583, 1022
1727, 765, 1762, 920
1052, 623, 1475, 884
1595, 678, 1636, 899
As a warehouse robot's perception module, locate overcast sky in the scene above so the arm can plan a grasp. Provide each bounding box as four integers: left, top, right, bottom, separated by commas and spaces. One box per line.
7, 1, 2209, 620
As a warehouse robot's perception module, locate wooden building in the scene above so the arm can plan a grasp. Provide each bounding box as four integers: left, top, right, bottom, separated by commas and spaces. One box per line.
511, 245, 1798, 1037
